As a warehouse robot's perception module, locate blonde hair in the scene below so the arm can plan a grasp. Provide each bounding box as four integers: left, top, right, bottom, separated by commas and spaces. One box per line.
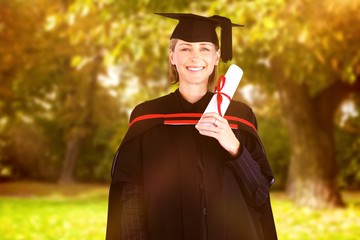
168, 39, 219, 88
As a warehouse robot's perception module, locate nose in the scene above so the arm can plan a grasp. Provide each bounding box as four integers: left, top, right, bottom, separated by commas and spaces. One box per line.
190, 49, 201, 60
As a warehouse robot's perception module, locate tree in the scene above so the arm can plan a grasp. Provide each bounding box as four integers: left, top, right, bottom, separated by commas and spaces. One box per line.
0, 0, 125, 182
0, 0, 66, 180
233, 0, 360, 208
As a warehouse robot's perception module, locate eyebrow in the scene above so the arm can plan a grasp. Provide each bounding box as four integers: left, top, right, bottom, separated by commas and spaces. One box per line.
199, 44, 213, 47
178, 43, 213, 47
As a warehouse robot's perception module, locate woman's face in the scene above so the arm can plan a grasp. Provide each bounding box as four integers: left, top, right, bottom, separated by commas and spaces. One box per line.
170, 39, 220, 87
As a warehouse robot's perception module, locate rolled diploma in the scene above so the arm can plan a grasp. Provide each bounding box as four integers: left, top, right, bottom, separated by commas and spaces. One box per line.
203, 64, 243, 116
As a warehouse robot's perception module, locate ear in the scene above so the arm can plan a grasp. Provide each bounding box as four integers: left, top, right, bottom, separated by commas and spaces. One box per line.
169, 49, 176, 65
214, 49, 221, 66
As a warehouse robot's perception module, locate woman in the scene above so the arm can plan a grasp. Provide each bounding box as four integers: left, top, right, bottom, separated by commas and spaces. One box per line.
106, 13, 277, 240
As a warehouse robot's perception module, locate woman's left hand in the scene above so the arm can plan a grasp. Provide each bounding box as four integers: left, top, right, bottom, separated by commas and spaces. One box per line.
195, 112, 240, 157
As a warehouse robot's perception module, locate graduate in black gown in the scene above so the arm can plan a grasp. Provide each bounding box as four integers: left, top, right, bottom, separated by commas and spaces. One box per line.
106, 13, 278, 240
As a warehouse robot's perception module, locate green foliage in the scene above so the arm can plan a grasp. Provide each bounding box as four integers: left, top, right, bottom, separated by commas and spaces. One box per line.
258, 115, 290, 190
235, 0, 360, 91
0, 0, 129, 182
336, 129, 360, 190
7, 120, 59, 180
335, 96, 360, 190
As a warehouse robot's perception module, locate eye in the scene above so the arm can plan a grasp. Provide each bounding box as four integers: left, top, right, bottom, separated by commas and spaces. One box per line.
180, 47, 191, 52
200, 47, 211, 52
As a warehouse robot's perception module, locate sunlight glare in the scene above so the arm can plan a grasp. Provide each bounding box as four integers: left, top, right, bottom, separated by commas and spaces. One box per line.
339, 100, 358, 126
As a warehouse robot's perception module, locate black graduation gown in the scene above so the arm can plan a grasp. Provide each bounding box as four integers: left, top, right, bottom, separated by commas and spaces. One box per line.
107, 90, 277, 240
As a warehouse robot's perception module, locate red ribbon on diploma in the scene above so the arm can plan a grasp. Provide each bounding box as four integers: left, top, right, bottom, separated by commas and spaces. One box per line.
214, 75, 231, 116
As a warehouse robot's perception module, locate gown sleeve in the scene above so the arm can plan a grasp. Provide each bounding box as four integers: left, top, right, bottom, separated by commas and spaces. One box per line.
225, 146, 270, 207
224, 107, 278, 240
120, 183, 147, 240
224, 106, 275, 206
106, 104, 148, 240
106, 135, 148, 240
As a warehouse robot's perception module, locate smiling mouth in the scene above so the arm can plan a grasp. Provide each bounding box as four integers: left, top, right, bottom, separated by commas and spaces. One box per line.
186, 66, 205, 72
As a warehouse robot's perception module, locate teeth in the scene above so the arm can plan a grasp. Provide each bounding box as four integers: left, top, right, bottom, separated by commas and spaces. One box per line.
187, 67, 204, 71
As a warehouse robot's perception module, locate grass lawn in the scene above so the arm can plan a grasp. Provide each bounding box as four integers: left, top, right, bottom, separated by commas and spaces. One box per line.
271, 192, 360, 240
0, 182, 108, 240
1, 182, 360, 240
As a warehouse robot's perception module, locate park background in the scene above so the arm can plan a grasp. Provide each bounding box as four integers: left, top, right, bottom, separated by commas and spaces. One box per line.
0, 0, 359, 239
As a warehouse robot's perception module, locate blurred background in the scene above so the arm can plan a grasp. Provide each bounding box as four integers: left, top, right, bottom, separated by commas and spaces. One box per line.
0, 0, 360, 204
1, 0, 360, 239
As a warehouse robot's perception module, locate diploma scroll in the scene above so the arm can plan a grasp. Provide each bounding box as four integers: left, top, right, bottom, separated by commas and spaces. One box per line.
203, 64, 243, 116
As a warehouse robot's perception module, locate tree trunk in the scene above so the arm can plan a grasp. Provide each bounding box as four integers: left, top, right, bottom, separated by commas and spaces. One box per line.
276, 77, 344, 208
58, 54, 102, 184
59, 137, 80, 184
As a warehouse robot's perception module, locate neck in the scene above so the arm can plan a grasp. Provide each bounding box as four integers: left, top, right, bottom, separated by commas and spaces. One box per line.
179, 84, 208, 103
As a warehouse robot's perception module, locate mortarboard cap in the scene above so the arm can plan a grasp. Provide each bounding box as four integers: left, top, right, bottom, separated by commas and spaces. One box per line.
155, 13, 243, 62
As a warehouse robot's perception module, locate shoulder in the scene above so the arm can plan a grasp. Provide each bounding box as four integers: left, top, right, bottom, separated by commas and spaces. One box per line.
229, 100, 253, 113
129, 92, 175, 121
228, 100, 256, 118
227, 100, 258, 129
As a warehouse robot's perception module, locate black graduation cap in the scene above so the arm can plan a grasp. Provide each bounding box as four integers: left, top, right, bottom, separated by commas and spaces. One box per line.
155, 13, 243, 62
